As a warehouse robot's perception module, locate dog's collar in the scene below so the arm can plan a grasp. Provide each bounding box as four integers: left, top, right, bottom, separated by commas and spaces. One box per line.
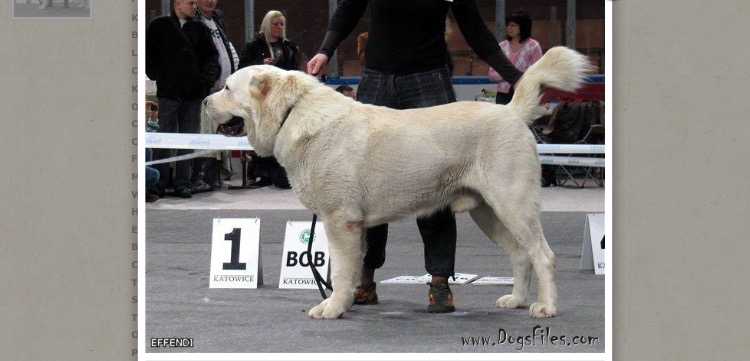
277, 82, 318, 133
278, 104, 295, 131
277, 92, 306, 132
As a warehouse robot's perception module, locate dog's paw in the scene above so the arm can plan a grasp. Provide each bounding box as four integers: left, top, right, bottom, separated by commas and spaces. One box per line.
321, 300, 348, 319
307, 299, 329, 319
496, 294, 524, 309
307, 298, 347, 320
529, 302, 557, 318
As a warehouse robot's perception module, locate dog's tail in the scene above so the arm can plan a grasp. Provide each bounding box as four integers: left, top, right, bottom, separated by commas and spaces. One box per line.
508, 46, 594, 124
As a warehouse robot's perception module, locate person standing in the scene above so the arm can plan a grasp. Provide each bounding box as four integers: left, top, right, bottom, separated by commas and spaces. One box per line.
146, 0, 219, 198
488, 11, 553, 186
197, 0, 240, 92
306, 0, 523, 313
239, 10, 299, 189
240, 10, 300, 71
195, 0, 240, 190
489, 11, 543, 105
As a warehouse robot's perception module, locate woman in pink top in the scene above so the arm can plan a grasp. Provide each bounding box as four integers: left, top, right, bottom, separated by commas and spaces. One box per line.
489, 11, 543, 104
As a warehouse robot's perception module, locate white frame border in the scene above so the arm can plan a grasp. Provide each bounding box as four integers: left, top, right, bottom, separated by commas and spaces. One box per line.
138, 1, 614, 360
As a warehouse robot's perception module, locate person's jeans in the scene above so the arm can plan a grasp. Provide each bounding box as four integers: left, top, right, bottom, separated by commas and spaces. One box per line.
152, 97, 202, 190
356, 66, 457, 277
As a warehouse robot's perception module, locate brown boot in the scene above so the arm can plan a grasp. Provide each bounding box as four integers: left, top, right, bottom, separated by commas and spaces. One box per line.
353, 282, 378, 305
427, 282, 455, 313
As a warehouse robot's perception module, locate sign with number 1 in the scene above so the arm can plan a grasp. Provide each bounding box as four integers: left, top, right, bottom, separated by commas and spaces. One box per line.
209, 218, 262, 288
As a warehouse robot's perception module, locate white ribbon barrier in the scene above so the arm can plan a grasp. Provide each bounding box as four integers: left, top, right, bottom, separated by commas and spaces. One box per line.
144, 133, 605, 167
539, 155, 605, 168
536, 144, 604, 154
145, 150, 217, 166
144, 133, 254, 166
145, 132, 254, 151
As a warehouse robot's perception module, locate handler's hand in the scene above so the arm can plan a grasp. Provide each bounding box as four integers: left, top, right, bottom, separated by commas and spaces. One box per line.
306, 53, 329, 76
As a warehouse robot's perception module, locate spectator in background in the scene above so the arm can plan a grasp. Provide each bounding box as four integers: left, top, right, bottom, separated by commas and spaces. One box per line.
488, 11, 553, 186
145, 101, 161, 203
335, 84, 356, 99
240, 10, 300, 70
238, 10, 298, 189
488, 11, 543, 105
145, 167, 160, 203
196, 0, 240, 191
146, 0, 219, 198
306, 0, 523, 314
197, 0, 239, 87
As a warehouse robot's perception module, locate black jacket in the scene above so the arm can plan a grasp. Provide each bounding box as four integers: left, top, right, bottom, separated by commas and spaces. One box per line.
200, 9, 238, 73
319, 0, 521, 82
146, 14, 220, 100
240, 35, 300, 71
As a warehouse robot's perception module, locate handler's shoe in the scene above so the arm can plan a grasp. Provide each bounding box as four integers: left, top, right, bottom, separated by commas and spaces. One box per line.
427, 283, 455, 313
353, 282, 378, 305
174, 186, 192, 198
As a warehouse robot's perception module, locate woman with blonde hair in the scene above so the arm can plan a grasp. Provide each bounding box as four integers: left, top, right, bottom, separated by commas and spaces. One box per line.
238, 10, 299, 189
240, 10, 300, 71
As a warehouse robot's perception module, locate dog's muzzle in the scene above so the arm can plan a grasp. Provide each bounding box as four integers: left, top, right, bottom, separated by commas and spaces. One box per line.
216, 116, 246, 137
201, 99, 245, 136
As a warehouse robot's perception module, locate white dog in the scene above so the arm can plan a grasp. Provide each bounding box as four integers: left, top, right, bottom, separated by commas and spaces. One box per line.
202, 47, 593, 320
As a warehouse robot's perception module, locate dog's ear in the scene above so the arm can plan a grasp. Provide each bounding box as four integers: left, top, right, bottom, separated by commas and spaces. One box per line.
249, 72, 273, 99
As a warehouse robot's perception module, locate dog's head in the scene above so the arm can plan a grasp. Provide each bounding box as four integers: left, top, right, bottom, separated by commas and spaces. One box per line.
201, 65, 317, 157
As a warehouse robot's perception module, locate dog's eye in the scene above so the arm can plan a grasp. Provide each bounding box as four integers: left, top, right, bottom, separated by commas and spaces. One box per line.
224, 85, 230, 92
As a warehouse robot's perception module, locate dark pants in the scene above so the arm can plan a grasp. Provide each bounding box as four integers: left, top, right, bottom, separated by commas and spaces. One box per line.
153, 97, 202, 190
495, 91, 513, 105
145, 166, 160, 189
357, 66, 457, 277
254, 156, 290, 188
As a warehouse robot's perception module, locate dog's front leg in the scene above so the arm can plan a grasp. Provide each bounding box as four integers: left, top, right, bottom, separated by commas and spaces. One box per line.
308, 216, 363, 320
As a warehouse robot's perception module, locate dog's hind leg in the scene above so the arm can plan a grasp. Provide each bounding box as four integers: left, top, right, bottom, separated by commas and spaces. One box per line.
479, 196, 557, 318
470, 203, 532, 309
308, 212, 363, 320
526, 218, 557, 317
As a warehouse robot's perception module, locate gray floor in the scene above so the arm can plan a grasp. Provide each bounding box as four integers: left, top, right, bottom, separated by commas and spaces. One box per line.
146, 210, 604, 353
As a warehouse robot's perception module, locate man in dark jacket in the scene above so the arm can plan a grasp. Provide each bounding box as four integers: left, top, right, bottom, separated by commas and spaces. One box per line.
194, 0, 240, 190
197, 0, 239, 93
146, 0, 219, 198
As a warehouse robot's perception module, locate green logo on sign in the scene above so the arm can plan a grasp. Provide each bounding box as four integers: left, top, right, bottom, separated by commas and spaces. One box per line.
299, 229, 312, 244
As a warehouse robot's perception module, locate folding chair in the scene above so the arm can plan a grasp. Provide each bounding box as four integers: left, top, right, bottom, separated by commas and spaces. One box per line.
531, 109, 561, 187
574, 101, 605, 187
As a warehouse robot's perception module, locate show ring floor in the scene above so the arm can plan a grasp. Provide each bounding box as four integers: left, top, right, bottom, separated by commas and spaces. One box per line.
145, 185, 605, 353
